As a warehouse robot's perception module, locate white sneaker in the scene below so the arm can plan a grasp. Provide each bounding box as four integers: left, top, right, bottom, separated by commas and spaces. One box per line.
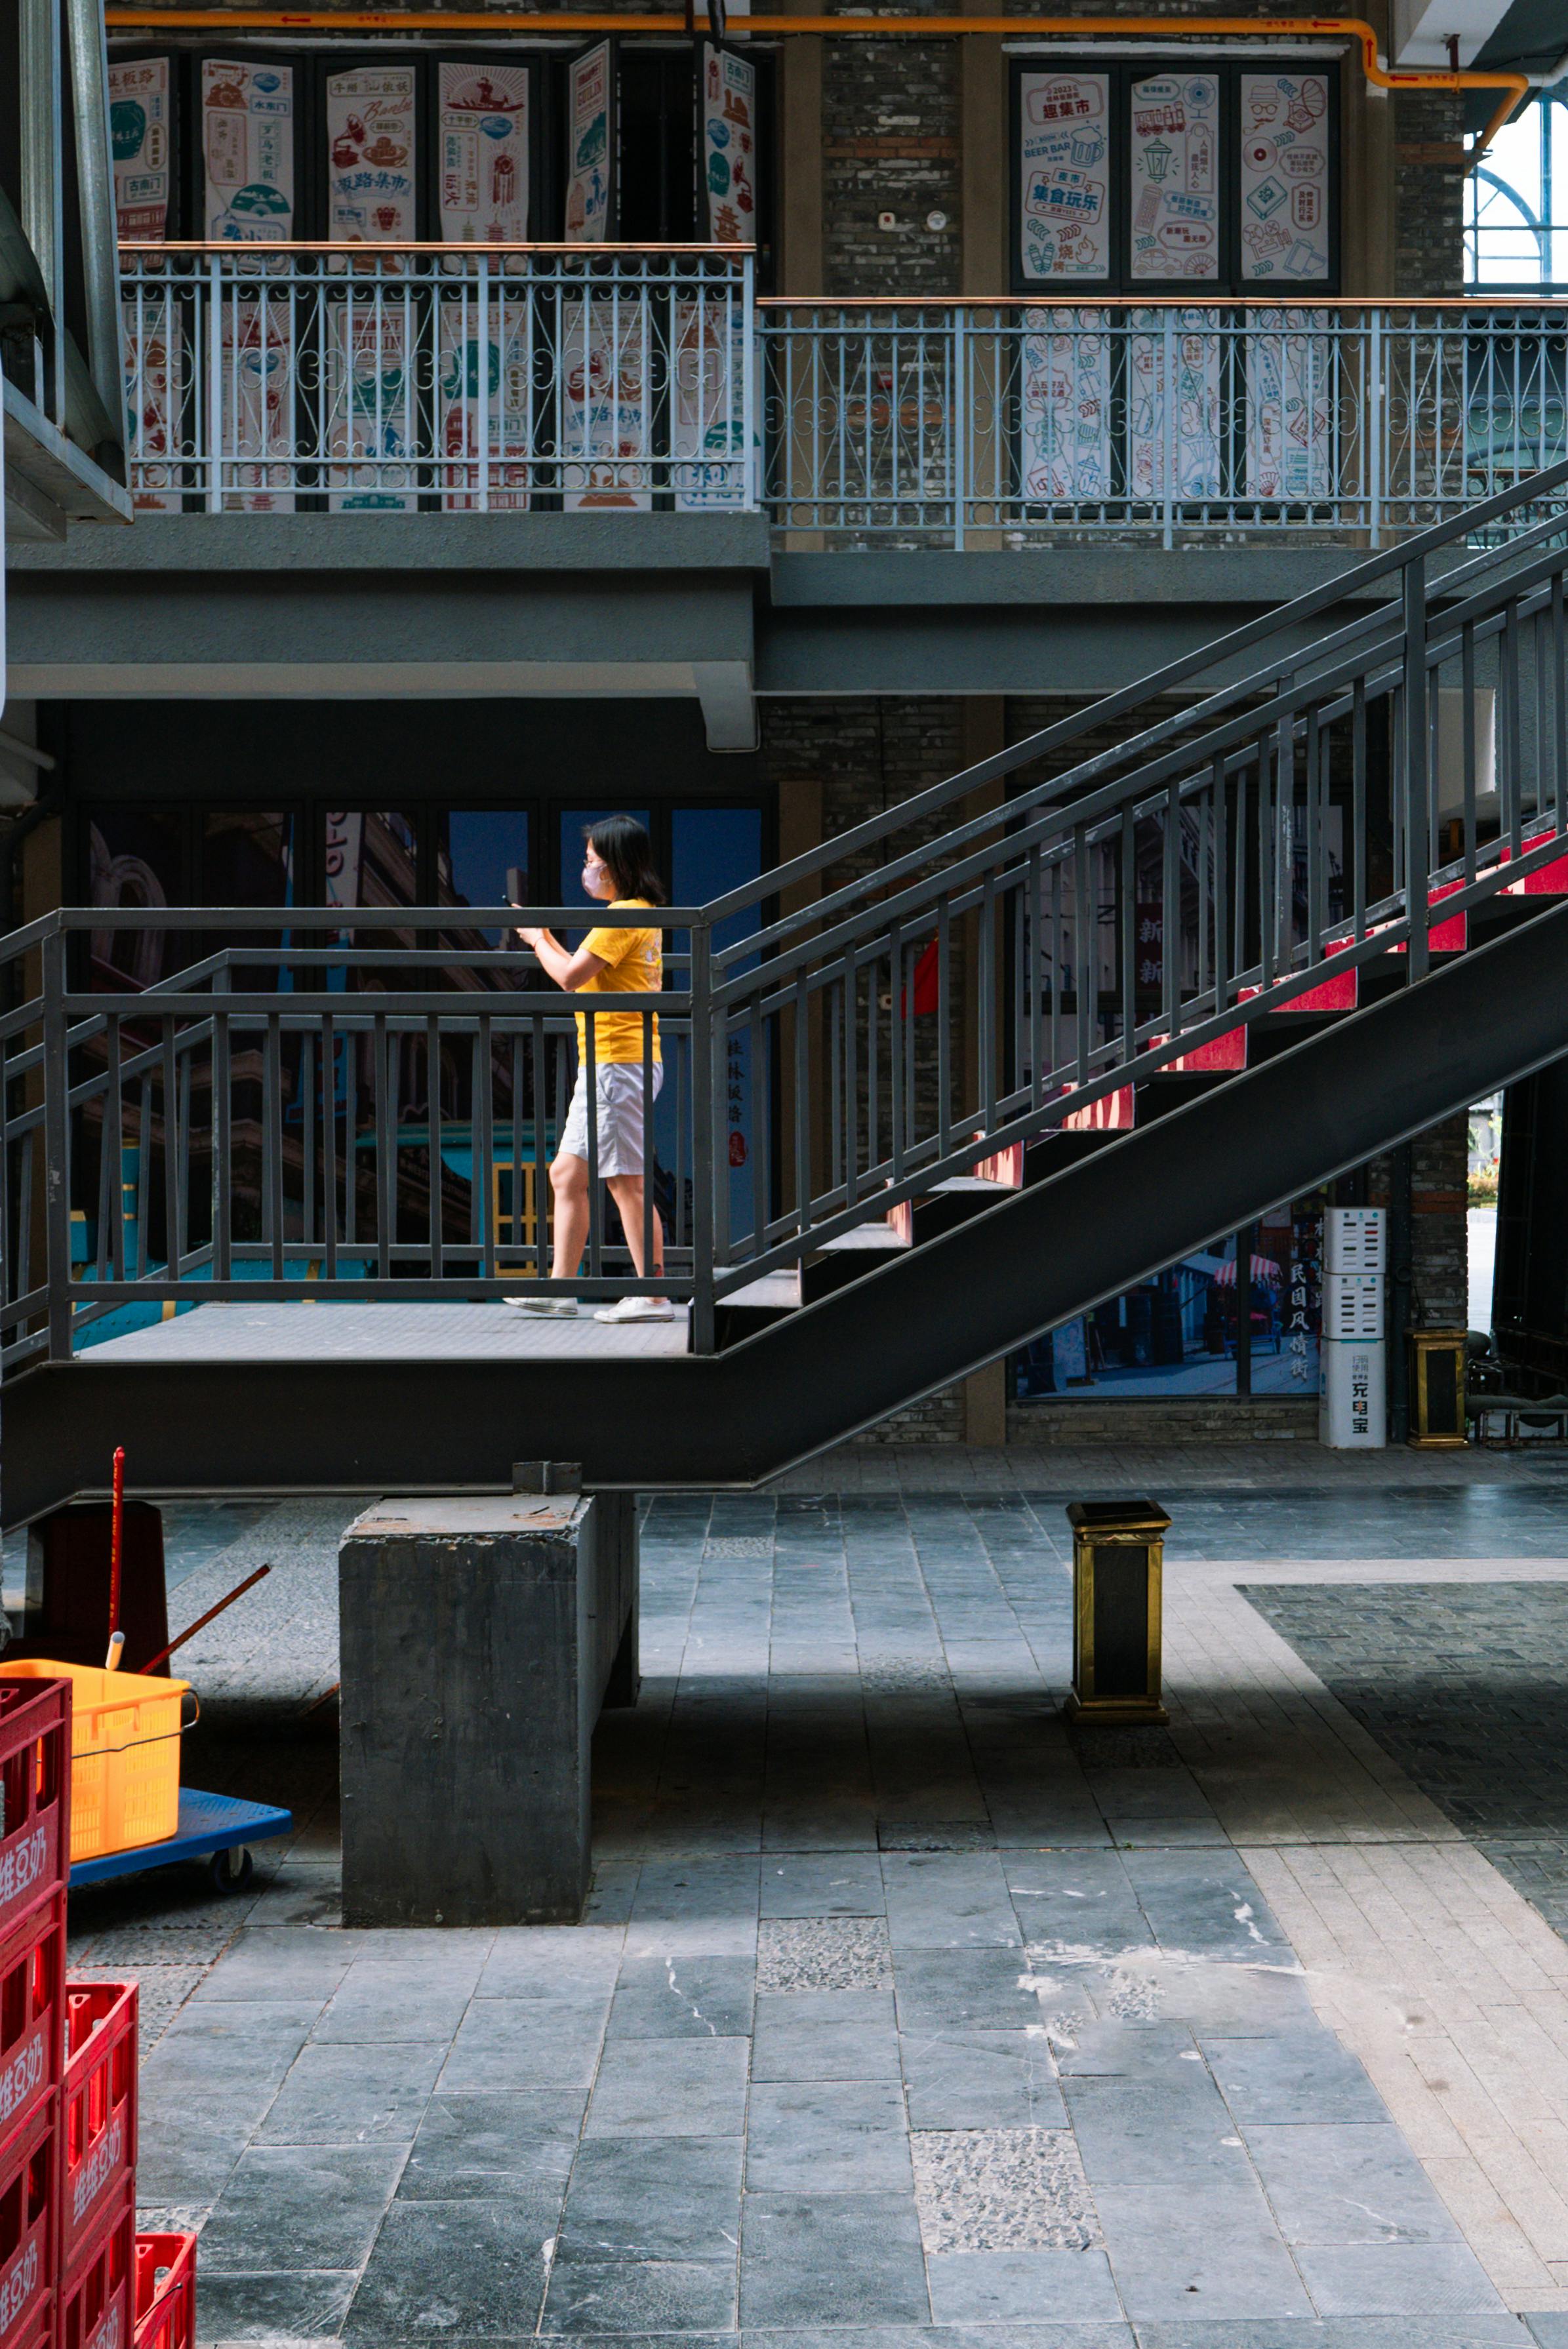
595, 1296, 675, 1323
508, 1296, 578, 1317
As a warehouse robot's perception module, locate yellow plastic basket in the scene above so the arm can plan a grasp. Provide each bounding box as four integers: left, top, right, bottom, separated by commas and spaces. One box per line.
0, 1663, 194, 1862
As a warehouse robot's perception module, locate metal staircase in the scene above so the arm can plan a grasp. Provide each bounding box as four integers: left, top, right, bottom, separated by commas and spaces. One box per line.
8, 462, 1568, 1516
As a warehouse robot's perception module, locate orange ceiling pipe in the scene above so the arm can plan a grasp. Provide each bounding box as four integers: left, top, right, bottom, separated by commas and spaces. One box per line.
100, 10, 1530, 163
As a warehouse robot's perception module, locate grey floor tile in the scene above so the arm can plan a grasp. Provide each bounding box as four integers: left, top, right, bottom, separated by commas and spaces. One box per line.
1199, 2036, 1391, 2127
881, 1855, 1025, 1950
746, 2081, 912, 2194
739, 2191, 929, 2327
760, 1855, 889, 1917
541, 2253, 739, 2335
608, 1953, 755, 2041
755, 1990, 896, 2030
924, 2248, 1123, 2323
1053, 2024, 1200, 2081
193, 2268, 359, 2341
258, 2041, 447, 2144
191, 1928, 361, 2005
751, 2013, 902, 2083
1134, 2325, 1529, 2349
586, 2038, 750, 2137
399, 2095, 582, 2203
1293, 2241, 1506, 2316
439, 2002, 608, 2094
1245, 2123, 1462, 2246
342, 2199, 549, 2338
899, 2029, 1067, 2130
1093, 2203, 1314, 2322
893, 1947, 1053, 2031
557, 2136, 743, 2263
477, 1931, 624, 2002
198, 2144, 407, 2273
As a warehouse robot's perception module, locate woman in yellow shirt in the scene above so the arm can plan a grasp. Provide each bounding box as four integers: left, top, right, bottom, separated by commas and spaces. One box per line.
513, 815, 670, 1323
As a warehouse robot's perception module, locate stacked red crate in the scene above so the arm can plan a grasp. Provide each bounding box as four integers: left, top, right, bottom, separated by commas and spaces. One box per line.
0, 1680, 72, 2349
0, 1673, 196, 2349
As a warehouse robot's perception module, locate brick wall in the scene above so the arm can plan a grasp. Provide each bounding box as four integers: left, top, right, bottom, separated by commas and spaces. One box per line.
1394, 94, 1467, 299
822, 27, 961, 298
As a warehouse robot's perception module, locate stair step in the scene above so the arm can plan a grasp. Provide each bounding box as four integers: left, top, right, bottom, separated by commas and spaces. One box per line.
801, 1225, 910, 1304
1022, 1129, 1120, 1182
887, 1176, 1014, 1247
708, 1270, 801, 1352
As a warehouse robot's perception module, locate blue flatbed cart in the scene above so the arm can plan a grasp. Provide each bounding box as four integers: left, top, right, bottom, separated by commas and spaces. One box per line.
68, 1788, 294, 1894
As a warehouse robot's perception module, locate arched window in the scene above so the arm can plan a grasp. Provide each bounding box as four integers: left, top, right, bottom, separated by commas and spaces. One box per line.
1467, 91, 1568, 292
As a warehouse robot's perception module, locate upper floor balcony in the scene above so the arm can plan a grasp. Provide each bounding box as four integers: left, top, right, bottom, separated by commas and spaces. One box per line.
120, 243, 1568, 552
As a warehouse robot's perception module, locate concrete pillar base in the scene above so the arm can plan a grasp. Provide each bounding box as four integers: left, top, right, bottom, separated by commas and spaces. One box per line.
338, 1489, 637, 1927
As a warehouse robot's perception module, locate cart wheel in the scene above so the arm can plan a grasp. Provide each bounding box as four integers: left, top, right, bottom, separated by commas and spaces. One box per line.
209, 1846, 254, 1893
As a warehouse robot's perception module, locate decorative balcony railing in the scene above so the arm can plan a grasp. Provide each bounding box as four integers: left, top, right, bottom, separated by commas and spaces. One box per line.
121, 250, 1567, 546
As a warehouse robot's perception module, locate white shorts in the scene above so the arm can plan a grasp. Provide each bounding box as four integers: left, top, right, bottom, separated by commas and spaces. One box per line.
558, 1062, 663, 1178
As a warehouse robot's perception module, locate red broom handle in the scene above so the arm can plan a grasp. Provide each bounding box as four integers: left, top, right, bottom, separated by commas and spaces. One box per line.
138, 1565, 271, 1676
108, 1448, 125, 1644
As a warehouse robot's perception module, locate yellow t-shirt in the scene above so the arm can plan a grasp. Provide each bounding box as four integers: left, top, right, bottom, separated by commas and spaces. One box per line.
576, 899, 662, 1066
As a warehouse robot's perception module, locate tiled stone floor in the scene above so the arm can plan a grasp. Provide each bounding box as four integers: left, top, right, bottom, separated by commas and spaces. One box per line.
32, 1453, 1568, 2347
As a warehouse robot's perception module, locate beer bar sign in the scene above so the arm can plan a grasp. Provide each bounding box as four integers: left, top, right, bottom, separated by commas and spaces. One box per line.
325, 65, 418, 242
1018, 71, 1110, 283
201, 59, 295, 241
438, 64, 530, 242
109, 57, 173, 241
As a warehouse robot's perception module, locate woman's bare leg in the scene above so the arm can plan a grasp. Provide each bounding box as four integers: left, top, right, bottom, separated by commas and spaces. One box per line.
549, 1152, 591, 1283
605, 1173, 664, 1281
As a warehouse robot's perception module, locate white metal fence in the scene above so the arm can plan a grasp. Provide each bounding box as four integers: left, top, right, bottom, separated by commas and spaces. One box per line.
120, 245, 757, 512
121, 255, 1567, 546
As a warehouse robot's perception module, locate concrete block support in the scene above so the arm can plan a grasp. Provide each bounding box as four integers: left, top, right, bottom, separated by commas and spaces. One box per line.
338, 1490, 637, 1927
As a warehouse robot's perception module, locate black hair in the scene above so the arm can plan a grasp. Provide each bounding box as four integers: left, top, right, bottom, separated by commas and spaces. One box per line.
586, 814, 666, 906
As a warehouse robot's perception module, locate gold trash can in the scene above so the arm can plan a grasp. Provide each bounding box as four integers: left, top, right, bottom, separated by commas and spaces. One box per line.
1066, 1499, 1171, 1726
1409, 1329, 1468, 1448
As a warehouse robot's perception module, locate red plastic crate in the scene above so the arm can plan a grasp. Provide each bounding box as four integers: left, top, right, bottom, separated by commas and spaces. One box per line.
0, 1894, 66, 2159
60, 2184, 133, 2349
0, 2106, 56, 2349
0, 1682, 70, 1939
61, 1986, 137, 2270
131, 2238, 193, 2349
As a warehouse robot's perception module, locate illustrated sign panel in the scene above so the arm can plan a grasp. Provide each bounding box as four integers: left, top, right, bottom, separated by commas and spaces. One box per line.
559, 296, 649, 508
1128, 70, 1220, 282
673, 297, 752, 509
701, 46, 757, 246
1239, 71, 1331, 282
109, 56, 173, 240
123, 295, 182, 511
565, 43, 613, 241
1019, 310, 1112, 502
325, 302, 418, 509
438, 62, 530, 242
1245, 310, 1334, 500
325, 65, 417, 242
1018, 71, 1110, 283
201, 58, 295, 241
1127, 310, 1222, 496
220, 298, 294, 510
439, 298, 533, 510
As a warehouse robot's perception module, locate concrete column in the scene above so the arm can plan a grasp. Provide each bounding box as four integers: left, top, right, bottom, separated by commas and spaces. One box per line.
338, 1489, 637, 1927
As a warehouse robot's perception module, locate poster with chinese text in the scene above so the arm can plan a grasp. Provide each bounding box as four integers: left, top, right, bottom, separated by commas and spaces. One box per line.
1128, 70, 1220, 282
437, 62, 530, 243
325, 65, 418, 242
201, 59, 295, 241
1240, 72, 1331, 282
110, 56, 173, 241
1245, 310, 1333, 500
438, 297, 533, 510
559, 295, 649, 508
673, 296, 754, 508
123, 294, 182, 510
325, 301, 418, 509
565, 43, 614, 241
1018, 72, 1110, 283
700, 46, 757, 247
1127, 309, 1222, 498
1019, 310, 1112, 504
219, 296, 294, 510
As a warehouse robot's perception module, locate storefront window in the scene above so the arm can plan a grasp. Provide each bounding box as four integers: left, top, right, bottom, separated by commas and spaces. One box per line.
435, 810, 530, 945
87, 807, 186, 990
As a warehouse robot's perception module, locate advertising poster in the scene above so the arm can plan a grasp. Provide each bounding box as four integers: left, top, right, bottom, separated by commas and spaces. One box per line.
439, 298, 533, 510
673, 297, 752, 508
123, 296, 182, 511
325, 302, 418, 509
1019, 309, 1112, 503
1240, 72, 1331, 282
559, 296, 649, 509
565, 43, 613, 241
1127, 309, 1222, 499
325, 65, 418, 242
438, 64, 530, 242
201, 59, 295, 241
220, 298, 294, 510
700, 46, 757, 247
109, 57, 173, 241
1017, 72, 1110, 283
1129, 69, 1220, 282
1245, 310, 1333, 500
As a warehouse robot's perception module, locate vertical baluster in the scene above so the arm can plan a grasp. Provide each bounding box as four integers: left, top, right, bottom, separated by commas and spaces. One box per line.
828, 979, 843, 1205
751, 998, 767, 1241
1503, 601, 1523, 867
428, 1014, 443, 1277
1211, 753, 1230, 1014
161, 1013, 179, 1289
584, 1007, 601, 1283
374, 1013, 392, 1280
323, 1011, 338, 1281
642, 1009, 654, 1281
1402, 551, 1432, 980
689, 922, 715, 1350
978, 873, 996, 1138
1306, 708, 1324, 965
794, 971, 813, 1237
106, 1015, 125, 1283
1026, 847, 1043, 1110
1351, 679, 1368, 938
843, 957, 859, 1208
1554, 571, 1568, 843
533, 1014, 549, 1285
1118, 817, 1135, 1066
510, 1030, 524, 1274
888, 924, 904, 1181
1161, 784, 1179, 1041
266, 1012, 283, 1281
1072, 825, 1091, 1087
1461, 621, 1478, 887
1049, 859, 1063, 1083
137, 1074, 153, 1279
476, 1013, 495, 1284
301, 1030, 315, 1253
